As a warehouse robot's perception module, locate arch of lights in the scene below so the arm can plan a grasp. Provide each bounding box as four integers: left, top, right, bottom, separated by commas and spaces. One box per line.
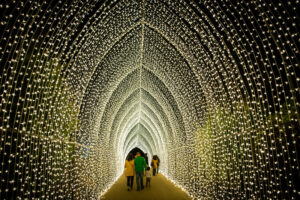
0, 0, 299, 199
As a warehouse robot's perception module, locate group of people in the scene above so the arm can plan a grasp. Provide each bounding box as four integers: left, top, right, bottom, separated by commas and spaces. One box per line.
124, 152, 160, 191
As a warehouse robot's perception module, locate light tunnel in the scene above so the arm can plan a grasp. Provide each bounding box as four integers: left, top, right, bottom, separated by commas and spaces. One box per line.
0, 0, 299, 199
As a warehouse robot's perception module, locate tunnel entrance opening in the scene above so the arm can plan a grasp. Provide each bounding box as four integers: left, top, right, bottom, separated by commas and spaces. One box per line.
126, 147, 149, 165
127, 147, 145, 157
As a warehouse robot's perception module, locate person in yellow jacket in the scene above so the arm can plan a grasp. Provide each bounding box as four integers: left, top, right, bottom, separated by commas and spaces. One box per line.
124, 153, 135, 191
151, 155, 158, 176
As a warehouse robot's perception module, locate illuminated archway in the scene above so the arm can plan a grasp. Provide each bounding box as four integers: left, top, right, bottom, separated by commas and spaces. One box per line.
0, 1, 299, 199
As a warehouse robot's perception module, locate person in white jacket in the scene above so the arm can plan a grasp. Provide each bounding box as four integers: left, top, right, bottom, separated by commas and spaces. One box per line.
145, 167, 152, 188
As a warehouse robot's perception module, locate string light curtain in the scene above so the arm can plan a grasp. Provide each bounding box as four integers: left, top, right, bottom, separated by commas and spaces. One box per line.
0, 0, 299, 199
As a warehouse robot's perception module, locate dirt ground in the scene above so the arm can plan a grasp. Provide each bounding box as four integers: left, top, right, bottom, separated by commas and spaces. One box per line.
101, 172, 192, 200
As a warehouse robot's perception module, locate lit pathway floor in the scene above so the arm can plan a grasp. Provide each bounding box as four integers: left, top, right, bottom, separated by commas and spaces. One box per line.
101, 173, 192, 200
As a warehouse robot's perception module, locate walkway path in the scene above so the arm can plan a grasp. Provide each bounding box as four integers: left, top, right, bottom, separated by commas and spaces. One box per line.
101, 173, 192, 200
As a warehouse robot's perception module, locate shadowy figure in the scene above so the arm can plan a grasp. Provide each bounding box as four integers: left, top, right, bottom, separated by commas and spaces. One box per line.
144, 153, 149, 166
157, 155, 160, 174
151, 155, 158, 176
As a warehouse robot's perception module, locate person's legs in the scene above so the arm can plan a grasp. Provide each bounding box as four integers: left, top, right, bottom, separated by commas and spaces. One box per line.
136, 172, 141, 191
146, 178, 151, 188
130, 176, 134, 189
145, 179, 148, 188
140, 171, 144, 190
127, 176, 130, 191
153, 168, 156, 176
